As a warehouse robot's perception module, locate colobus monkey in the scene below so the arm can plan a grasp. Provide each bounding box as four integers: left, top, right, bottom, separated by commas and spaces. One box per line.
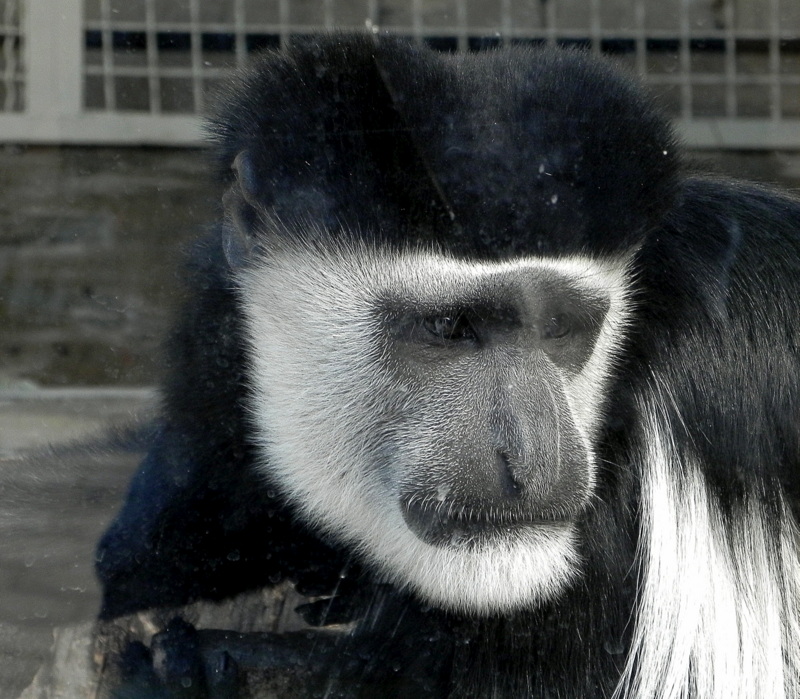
97, 34, 800, 698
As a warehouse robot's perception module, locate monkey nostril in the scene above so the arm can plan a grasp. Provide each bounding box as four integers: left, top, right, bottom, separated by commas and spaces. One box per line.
496, 450, 524, 499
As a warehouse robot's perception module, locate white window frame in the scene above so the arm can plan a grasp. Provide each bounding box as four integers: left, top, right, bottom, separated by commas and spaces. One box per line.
0, 0, 798, 148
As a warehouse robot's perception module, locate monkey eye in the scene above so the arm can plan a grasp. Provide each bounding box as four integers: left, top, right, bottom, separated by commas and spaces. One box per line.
541, 313, 572, 340
422, 314, 477, 342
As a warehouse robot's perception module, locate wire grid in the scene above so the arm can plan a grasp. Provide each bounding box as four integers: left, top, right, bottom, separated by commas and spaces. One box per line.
0, 0, 22, 112
82, 0, 800, 123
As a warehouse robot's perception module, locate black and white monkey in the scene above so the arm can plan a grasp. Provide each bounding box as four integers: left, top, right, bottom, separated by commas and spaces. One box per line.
97, 34, 800, 698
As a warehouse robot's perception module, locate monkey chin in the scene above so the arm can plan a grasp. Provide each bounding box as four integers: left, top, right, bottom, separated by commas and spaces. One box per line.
380, 520, 581, 616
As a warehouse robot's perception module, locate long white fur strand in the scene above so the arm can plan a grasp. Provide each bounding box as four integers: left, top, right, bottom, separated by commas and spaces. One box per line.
615, 399, 800, 699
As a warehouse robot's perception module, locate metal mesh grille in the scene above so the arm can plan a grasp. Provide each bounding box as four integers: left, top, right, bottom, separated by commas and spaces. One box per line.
0, 1, 797, 147
0, 0, 22, 112
80, 0, 800, 122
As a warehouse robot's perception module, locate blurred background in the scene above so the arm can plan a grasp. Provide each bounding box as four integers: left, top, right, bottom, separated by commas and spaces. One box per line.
0, 0, 798, 696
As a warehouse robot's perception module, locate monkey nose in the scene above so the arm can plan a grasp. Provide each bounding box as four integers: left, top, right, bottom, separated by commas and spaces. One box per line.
496, 450, 525, 500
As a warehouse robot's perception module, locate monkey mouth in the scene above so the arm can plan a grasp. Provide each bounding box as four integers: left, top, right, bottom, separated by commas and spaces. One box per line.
400, 498, 565, 549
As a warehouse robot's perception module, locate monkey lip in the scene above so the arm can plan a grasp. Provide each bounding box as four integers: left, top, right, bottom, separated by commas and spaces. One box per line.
400, 498, 566, 548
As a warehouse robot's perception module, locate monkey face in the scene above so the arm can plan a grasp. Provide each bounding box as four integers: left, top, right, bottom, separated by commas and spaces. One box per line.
238, 234, 631, 613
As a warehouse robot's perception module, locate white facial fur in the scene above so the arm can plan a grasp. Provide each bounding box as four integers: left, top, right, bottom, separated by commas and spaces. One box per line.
238, 234, 631, 614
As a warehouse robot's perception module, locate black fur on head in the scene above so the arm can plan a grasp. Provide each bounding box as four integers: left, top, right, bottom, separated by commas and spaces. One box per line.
207, 34, 678, 258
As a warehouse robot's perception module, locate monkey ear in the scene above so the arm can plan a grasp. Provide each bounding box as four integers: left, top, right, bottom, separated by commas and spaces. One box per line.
221, 150, 261, 269
232, 149, 261, 209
